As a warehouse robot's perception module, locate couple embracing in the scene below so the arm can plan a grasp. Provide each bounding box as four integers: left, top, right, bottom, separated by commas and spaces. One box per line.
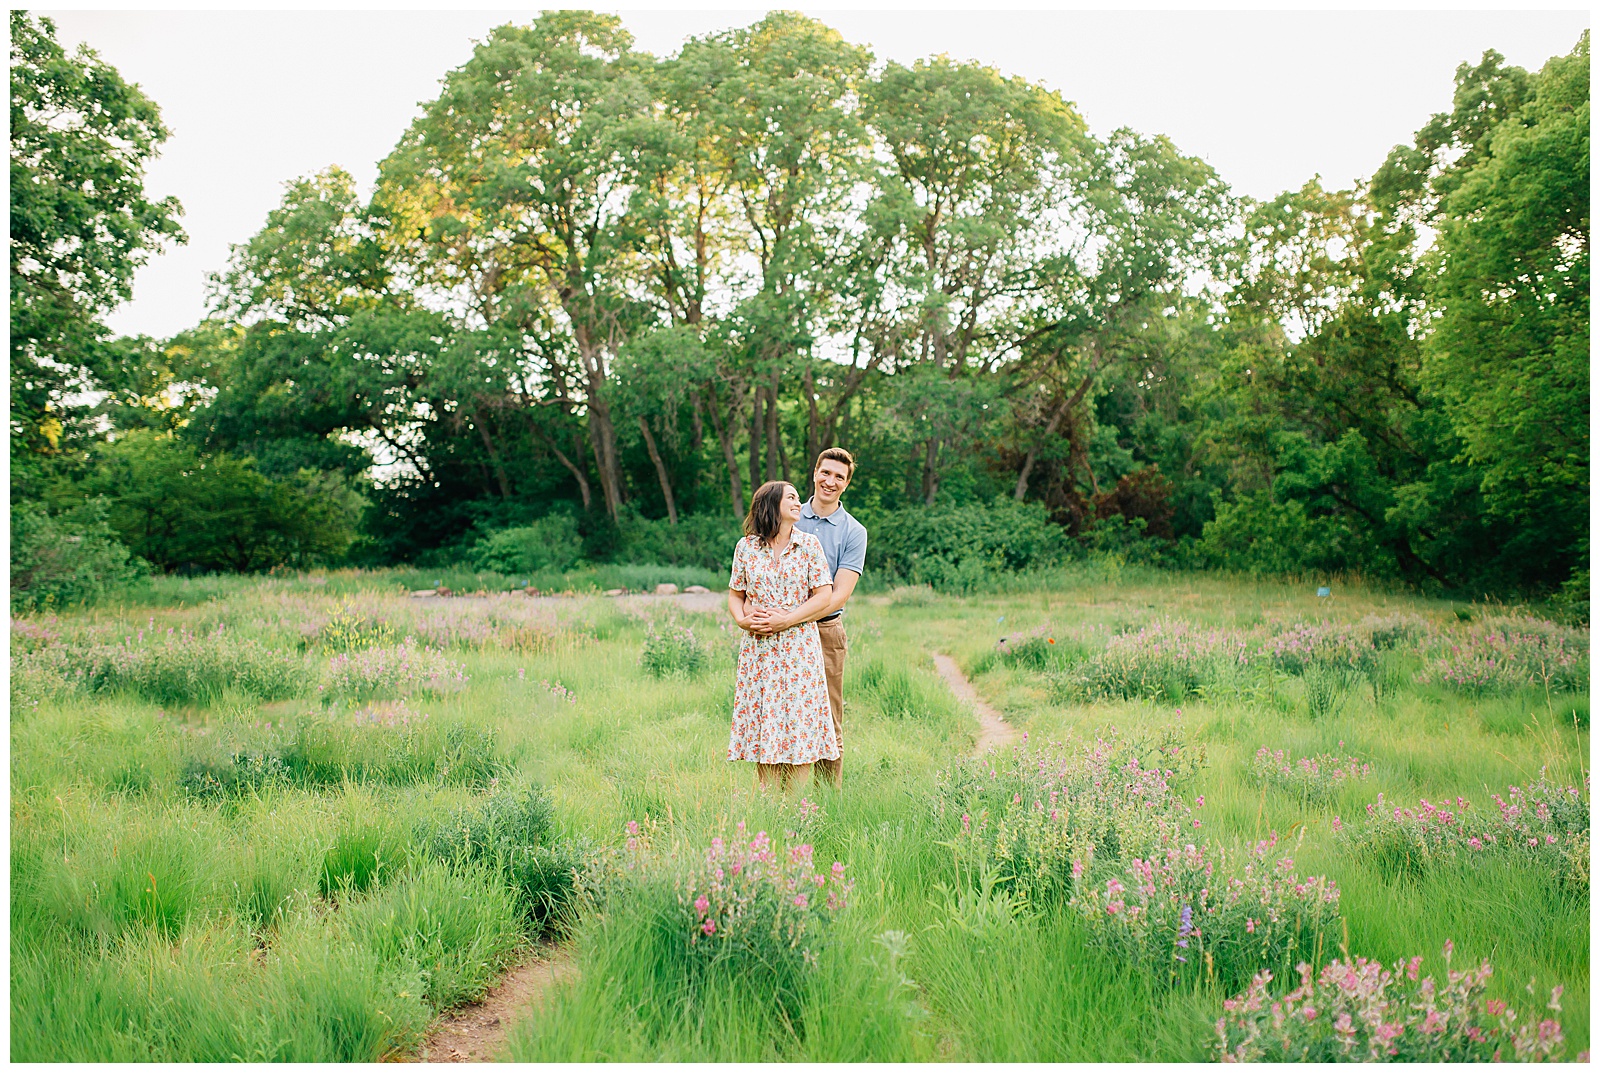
725, 449, 866, 792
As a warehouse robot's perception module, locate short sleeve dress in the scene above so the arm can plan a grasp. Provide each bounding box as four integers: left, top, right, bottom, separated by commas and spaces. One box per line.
726, 532, 840, 765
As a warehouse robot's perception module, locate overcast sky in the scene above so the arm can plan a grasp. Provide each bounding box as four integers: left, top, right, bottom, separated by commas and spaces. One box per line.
44, 7, 1590, 341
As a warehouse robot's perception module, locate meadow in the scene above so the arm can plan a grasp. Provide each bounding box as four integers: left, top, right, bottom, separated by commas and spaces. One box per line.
9, 565, 1589, 1062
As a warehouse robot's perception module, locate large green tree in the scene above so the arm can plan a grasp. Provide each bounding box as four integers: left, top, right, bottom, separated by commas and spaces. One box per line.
9, 11, 184, 482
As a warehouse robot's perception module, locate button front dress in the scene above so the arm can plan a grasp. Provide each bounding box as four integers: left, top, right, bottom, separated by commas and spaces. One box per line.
727, 532, 840, 765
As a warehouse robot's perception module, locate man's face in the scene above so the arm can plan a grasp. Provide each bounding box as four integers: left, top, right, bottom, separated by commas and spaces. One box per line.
813, 460, 851, 502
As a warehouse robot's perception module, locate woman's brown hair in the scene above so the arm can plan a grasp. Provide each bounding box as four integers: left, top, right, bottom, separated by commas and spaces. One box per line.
743, 481, 792, 544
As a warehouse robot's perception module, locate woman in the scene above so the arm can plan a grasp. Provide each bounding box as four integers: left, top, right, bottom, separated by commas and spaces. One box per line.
726, 480, 839, 792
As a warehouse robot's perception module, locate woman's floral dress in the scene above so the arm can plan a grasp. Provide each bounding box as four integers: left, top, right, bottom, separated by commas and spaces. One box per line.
727, 532, 840, 765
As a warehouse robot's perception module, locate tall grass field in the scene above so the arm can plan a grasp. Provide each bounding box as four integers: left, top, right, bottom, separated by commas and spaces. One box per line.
10, 566, 1589, 1061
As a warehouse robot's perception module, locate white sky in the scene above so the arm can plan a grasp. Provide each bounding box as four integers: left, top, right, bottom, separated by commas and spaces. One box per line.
41, 7, 1591, 341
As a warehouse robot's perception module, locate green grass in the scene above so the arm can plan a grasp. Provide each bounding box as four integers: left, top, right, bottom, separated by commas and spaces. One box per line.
11, 567, 1589, 1061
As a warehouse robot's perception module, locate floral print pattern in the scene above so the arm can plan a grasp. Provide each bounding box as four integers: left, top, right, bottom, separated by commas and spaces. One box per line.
727, 532, 839, 765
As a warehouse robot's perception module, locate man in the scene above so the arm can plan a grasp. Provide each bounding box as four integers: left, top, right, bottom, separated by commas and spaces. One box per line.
748, 447, 865, 787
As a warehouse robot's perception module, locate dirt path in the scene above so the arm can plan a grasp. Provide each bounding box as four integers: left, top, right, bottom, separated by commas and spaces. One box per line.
932, 654, 1023, 754
408, 944, 577, 1063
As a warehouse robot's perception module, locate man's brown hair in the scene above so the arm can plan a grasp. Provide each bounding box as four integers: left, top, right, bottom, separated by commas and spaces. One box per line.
813, 447, 855, 477
743, 480, 792, 544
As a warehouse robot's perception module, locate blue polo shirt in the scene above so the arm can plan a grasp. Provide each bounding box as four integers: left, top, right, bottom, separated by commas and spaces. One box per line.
795, 499, 867, 620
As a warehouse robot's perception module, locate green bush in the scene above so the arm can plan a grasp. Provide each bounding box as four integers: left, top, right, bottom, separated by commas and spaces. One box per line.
415, 785, 586, 935
10, 500, 147, 611
470, 515, 584, 574
20, 626, 311, 706
616, 510, 743, 571
1199, 488, 1378, 577
640, 619, 708, 678
862, 498, 1067, 591
77, 430, 362, 573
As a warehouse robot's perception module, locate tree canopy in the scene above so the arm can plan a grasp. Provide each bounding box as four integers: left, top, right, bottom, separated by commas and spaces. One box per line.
10, 13, 1588, 602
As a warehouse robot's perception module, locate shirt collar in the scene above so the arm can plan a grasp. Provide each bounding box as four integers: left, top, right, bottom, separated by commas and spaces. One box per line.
802, 499, 841, 524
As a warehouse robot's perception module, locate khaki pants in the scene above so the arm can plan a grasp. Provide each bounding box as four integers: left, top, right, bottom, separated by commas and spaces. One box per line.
814, 616, 847, 786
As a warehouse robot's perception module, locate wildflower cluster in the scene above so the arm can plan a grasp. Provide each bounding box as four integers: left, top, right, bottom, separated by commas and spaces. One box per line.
1074, 619, 1253, 701
349, 700, 430, 728
1363, 612, 1427, 651
321, 638, 468, 701
1216, 942, 1571, 1062
639, 619, 707, 678
14, 623, 310, 705
316, 602, 397, 651
541, 678, 577, 703
1073, 834, 1341, 992
619, 821, 852, 1003
936, 727, 1206, 904
1336, 772, 1589, 883
9, 616, 60, 650
1247, 746, 1371, 805
1333, 792, 1477, 877
406, 598, 575, 652
1265, 621, 1378, 675
994, 623, 1099, 672
1419, 618, 1588, 696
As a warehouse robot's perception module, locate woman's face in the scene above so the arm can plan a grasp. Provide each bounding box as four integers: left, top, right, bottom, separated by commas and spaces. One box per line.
780, 484, 802, 522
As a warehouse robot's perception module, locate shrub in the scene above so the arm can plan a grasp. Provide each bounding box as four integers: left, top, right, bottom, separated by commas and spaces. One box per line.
1246, 747, 1372, 805
1265, 621, 1378, 676
316, 601, 397, 651
994, 625, 1095, 674
414, 785, 587, 934
1199, 488, 1378, 577
1364, 613, 1427, 651
935, 727, 1206, 905
1215, 944, 1571, 1062
1072, 836, 1342, 994
613, 820, 854, 1024
18, 624, 311, 706
616, 510, 743, 571
471, 515, 584, 574
1335, 773, 1589, 883
80, 430, 361, 572
321, 638, 468, 701
10, 500, 147, 611
1419, 618, 1588, 696
639, 618, 708, 678
1075, 619, 1253, 701
863, 498, 1067, 589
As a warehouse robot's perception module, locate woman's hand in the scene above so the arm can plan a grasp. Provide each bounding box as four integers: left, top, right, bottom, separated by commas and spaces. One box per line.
746, 602, 788, 636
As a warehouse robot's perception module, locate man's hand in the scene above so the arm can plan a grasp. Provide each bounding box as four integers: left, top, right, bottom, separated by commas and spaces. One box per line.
746, 602, 789, 636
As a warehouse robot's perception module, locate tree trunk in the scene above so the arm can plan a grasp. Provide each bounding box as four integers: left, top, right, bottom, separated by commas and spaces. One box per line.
748, 387, 762, 497
705, 385, 744, 517
803, 366, 820, 475
764, 376, 781, 483
474, 414, 512, 499
519, 408, 593, 511
1014, 393, 1072, 500
574, 327, 624, 519
921, 436, 940, 506
637, 415, 678, 526
565, 429, 594, 511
